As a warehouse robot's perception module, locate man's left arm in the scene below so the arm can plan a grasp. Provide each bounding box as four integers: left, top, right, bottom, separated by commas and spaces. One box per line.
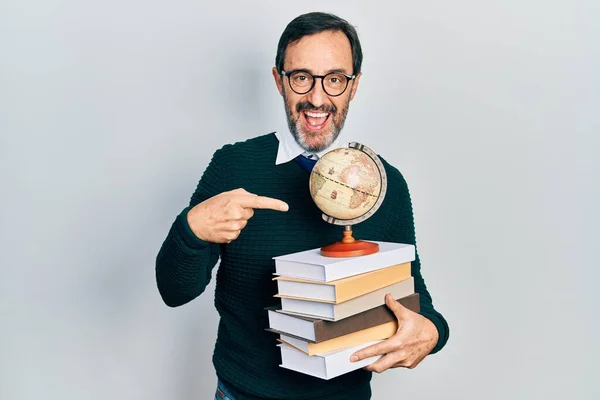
350, 167, 449, 371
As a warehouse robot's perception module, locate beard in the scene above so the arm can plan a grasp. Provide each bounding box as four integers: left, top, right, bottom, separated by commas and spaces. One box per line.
283, 92, 350, 153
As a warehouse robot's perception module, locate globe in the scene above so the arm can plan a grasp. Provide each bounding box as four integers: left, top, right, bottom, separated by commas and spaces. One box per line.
309, 142, 387, 257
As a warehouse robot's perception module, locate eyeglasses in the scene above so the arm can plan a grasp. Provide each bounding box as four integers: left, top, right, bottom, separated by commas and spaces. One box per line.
281, 70, 356, 97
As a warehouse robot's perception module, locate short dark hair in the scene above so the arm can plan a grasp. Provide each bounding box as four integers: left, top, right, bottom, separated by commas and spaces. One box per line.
275, 12, 363, 75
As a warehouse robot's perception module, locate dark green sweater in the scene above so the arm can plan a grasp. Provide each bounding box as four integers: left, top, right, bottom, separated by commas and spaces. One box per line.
155, 133, 449, 400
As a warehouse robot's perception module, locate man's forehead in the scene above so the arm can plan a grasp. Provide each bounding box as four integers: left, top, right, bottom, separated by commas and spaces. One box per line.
284, 31, 353, 73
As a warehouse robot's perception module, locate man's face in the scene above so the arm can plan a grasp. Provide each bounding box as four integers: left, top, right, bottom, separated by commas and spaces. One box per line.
273, 30, 362, 153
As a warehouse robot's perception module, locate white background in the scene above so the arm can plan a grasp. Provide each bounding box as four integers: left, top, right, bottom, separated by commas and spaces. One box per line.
1, 1, 598, 399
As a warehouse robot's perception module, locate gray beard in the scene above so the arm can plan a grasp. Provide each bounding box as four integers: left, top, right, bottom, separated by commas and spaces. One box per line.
283, 93, 350, 153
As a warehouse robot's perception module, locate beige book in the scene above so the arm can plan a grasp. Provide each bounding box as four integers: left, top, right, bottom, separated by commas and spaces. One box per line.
278, 277, 415, 321
274, 262, 411, 303
278, 320, 397, 356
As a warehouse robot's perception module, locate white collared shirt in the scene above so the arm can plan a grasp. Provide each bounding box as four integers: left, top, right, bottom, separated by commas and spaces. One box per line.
274, 129, 350, 165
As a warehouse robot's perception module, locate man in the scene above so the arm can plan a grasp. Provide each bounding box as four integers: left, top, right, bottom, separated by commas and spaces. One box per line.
156, 11, 449, 400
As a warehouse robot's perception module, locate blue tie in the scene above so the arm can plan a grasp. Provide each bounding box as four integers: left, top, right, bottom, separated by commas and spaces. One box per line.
294, 155, 318, 172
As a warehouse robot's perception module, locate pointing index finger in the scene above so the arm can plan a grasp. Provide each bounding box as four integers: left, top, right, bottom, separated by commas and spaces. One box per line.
236, 194, 289, 212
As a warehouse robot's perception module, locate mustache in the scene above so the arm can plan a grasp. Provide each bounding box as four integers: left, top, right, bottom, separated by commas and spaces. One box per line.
296, 101, 337, 114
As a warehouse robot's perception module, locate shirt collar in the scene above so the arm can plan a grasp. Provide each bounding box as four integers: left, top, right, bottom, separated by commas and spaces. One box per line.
274, 128, 349, 165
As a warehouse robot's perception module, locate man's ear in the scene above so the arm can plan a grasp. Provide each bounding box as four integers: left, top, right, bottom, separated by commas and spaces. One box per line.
349, 72, 362, 101
272, 67, 284, 96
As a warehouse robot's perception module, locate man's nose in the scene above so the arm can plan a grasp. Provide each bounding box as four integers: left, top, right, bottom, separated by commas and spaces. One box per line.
305, 78, 328, 108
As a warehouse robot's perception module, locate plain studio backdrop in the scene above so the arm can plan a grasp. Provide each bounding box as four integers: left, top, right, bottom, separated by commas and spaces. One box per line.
1, 0, 598, 399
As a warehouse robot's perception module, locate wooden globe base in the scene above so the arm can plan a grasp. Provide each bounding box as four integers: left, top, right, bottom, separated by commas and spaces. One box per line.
320, 228, 379, 257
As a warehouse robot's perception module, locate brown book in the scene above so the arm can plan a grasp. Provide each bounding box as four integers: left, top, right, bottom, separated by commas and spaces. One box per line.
266, 293, 420, 343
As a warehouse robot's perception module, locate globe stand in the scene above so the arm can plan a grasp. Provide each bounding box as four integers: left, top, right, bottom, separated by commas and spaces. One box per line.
320, 226, 380, 257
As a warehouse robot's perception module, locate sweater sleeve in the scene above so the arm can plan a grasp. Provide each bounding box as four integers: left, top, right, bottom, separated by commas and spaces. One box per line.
384, 167, 450, 355
155, 148, 229, 307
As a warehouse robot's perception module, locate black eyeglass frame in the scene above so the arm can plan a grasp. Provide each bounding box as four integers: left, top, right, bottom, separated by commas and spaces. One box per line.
280, 69, 356, 97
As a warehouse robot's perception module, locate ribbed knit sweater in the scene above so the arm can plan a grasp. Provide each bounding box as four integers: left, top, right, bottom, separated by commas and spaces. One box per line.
155, 133, 449, 400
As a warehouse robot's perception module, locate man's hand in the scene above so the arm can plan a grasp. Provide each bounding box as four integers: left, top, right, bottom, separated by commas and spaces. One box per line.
350, 293, 438, 373
187, 188, 289, 243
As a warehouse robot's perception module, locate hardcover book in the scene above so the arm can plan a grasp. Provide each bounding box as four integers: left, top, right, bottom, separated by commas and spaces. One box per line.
278, 277, 414, 321
277, 320, 397, 356
266, 293, 420, 342
274, 262, 411, 303
278, 341, 383, 380
272, 241, 415, 282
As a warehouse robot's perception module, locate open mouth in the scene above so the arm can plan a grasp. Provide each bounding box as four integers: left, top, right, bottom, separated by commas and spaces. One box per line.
302, 111, 330, 131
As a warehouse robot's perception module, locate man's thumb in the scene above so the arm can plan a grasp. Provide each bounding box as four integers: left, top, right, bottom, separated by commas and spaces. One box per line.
385, 293, 407, 320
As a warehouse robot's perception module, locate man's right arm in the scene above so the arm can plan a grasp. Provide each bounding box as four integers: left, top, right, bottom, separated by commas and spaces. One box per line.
155, 206, 222, 307
154, 149, 228, 308
154, 148, 289, 307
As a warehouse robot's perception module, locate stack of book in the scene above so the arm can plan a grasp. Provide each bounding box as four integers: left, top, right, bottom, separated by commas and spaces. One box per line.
266, 241, 419, 380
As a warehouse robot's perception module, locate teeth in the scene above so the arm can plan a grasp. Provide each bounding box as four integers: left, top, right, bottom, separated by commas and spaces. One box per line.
305, 112, 329, 118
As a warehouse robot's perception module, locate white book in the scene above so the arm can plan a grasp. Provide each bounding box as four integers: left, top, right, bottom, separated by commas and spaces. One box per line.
279, 277, 414, 321
278, 341, 383, 380
272, 241, 415, 282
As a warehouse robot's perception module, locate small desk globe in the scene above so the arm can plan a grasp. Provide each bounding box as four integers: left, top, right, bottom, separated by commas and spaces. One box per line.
309, 142, 387, 257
